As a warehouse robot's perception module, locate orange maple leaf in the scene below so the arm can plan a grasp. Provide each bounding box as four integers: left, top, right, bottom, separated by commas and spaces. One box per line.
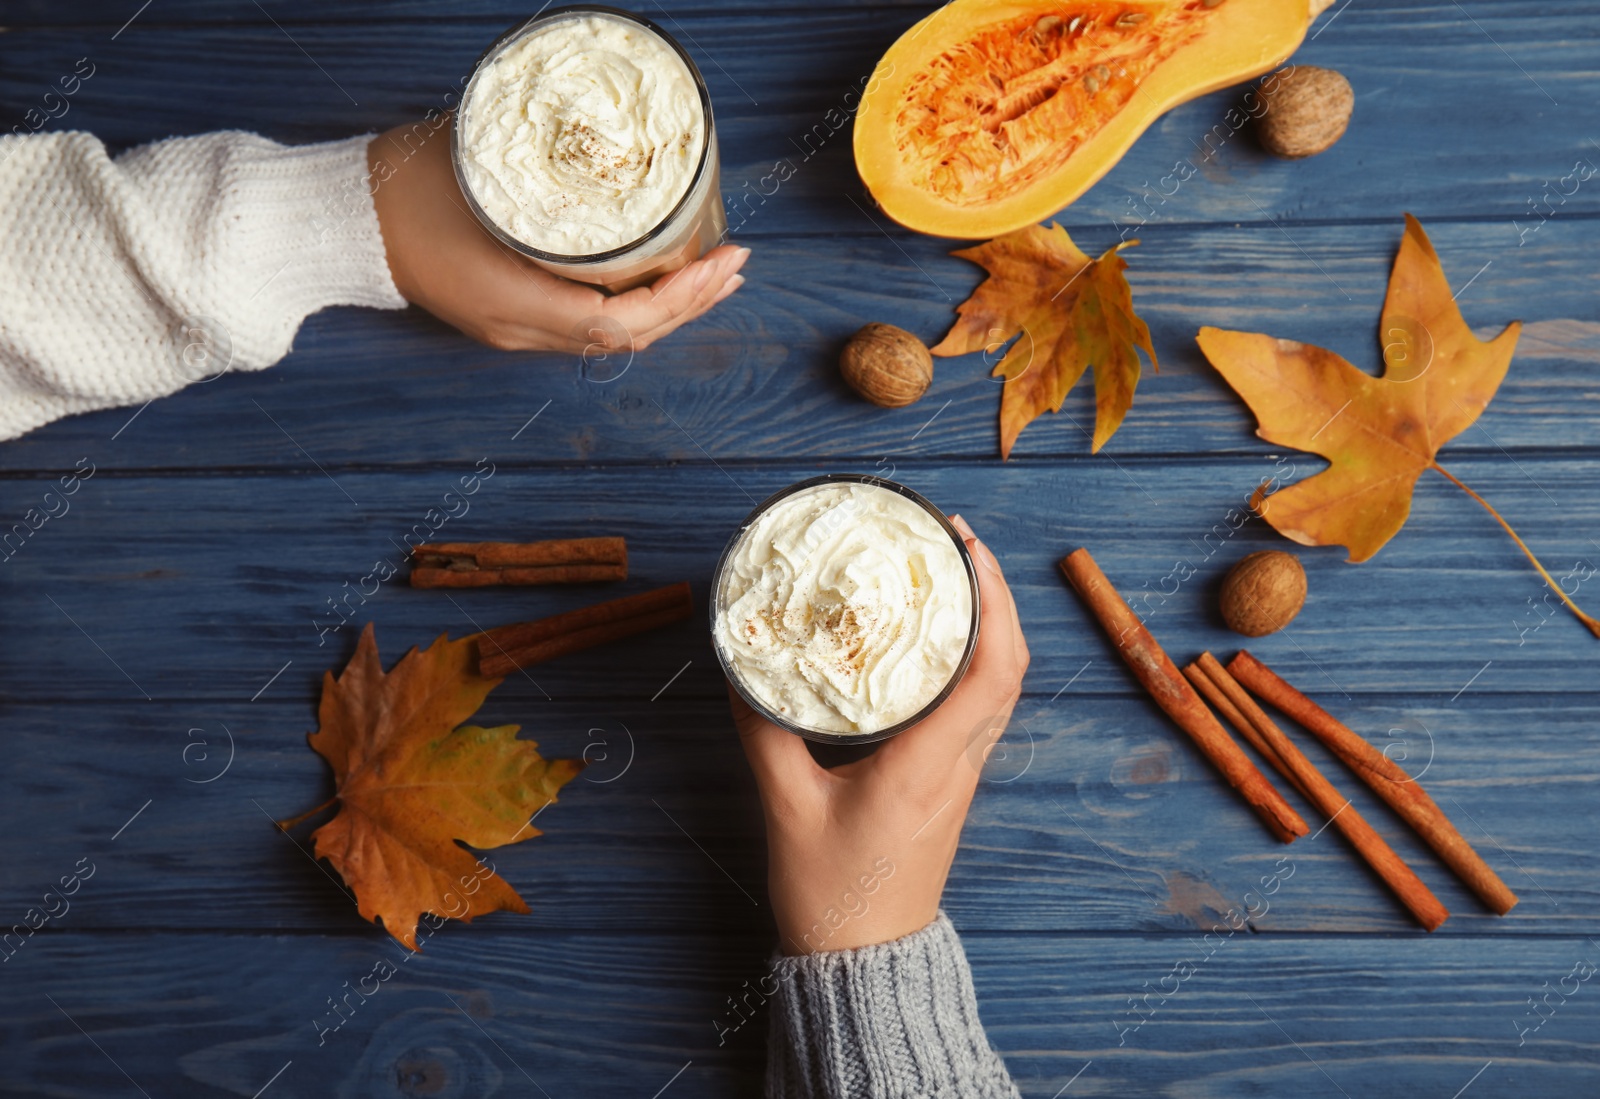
1199, 214, 1599, 637
932, 223, 1156, 458
282, 624, 582, 949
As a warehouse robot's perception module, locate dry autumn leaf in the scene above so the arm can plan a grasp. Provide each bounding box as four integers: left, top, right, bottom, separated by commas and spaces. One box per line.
932, 223, 1156, 458
1199, 214, 1599, 638
279, 624, 582, 949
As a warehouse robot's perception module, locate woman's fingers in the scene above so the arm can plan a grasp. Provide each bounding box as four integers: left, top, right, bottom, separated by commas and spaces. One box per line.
728, 680, 819, 806
370, 118, 746, 354
600, 245, 749, 349
474, 257, 610, 351
874, 517, 1027, 780
621, 273, 744, 352
954, 514, 1029, 670
482, 245, 747, 353
948, 517, 1027, 707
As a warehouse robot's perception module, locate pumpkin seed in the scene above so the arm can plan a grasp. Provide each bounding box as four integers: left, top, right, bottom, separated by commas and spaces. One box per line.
1117, 11, 1148, 25
1083, 72, 1101, 94
1068, 16, 1082, 32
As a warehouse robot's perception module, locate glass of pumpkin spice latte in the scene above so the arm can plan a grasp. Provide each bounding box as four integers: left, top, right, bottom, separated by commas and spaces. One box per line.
452, 5, 726, 292
711, 475, 981, 744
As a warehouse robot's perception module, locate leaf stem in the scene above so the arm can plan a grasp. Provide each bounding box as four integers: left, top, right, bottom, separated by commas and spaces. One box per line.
275, 797, 337, 831
1431, 462, 1600, 639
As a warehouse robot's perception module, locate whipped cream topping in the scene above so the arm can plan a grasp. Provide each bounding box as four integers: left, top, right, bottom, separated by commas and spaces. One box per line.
459, 13, 705, 256
715, 482, 974, 735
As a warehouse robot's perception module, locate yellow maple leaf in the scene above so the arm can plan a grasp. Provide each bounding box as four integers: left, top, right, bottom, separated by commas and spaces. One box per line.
281, 624, 582, 949
932, 223, 1156, 458
1199, 214, 1598, 638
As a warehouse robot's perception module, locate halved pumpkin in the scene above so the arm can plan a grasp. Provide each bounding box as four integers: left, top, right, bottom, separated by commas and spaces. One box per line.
854, 0, 1309, 238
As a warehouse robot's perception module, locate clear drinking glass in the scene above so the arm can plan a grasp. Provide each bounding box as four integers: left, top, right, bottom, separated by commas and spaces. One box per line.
710, 474, 982, 746
452, 5, 726, 293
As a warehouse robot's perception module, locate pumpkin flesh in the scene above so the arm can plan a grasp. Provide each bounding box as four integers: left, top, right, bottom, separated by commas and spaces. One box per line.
855, 0, 1309, 238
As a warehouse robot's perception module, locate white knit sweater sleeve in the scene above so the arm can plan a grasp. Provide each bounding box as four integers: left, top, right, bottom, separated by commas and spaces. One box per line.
0, 130, 407, 441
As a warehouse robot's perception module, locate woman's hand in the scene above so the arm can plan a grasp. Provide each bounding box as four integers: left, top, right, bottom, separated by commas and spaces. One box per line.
731, 515, 1030, 955
366, 119, 747, 353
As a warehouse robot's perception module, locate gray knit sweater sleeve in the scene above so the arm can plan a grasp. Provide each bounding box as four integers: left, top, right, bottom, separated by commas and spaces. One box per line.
765, 911, 1021, 1099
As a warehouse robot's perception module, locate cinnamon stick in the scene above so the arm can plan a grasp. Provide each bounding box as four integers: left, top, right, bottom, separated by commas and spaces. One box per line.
1058, 548, 1308, 843
477, 582, 694, 678
1195, 652, 1449, 932
1228, 650, 1518, 916
411, 537, 627, 588
1182, 661, 1312, 803
412, 564, 626, 588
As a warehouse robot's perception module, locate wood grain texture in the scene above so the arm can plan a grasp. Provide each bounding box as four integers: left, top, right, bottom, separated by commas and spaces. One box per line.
0, 5, 1594, 234
0, 219, 1595, 472
1, 930, 1595, 1097
0, 0, 936, 22
0, 460, 1594, 700
0, 0, 1595, 1091
0, 693, 1590, 935
0, 3, 1594, 472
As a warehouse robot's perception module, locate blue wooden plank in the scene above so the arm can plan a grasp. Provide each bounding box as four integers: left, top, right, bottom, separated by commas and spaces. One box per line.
0, 692, 1587, 934
0, 5, 1592, 235
0, 458, 1594, 701
0, 0, 935, 22
1, 930, 1595, 1097
0, 1, 1591, 1089
0, 219, 1596, 472
968, 932, 1600, 1098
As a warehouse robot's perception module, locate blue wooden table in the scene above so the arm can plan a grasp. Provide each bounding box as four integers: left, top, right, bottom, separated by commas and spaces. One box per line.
2, 2, 1597, 1095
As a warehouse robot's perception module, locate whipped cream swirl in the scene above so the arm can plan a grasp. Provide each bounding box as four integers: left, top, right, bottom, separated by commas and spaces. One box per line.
459, 13, 705, 256
716, 482, 974, 735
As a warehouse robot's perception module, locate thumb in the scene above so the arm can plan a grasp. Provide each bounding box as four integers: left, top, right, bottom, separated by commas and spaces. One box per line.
727, 680, 817, 799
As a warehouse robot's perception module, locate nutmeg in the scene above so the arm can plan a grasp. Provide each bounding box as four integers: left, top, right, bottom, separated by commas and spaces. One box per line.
1219, 550, 1306, 637
839, 323, 933, 408
1256, 65, 1353, 159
